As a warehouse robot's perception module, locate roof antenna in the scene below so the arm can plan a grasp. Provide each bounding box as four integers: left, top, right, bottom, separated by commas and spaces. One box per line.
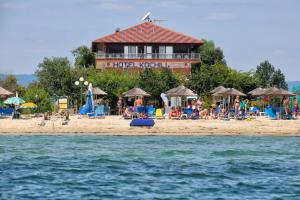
141, 12, 168, 24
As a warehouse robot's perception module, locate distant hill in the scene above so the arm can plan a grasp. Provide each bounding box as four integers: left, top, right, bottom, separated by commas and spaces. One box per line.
0, 74, 36, 87
287, 81, 300, 91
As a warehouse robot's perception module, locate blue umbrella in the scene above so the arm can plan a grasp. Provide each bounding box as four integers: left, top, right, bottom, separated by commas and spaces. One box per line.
85, 90, 93, 113
4, 97, 25, 105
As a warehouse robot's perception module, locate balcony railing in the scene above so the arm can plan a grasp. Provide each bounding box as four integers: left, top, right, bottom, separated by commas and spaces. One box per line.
95, 53, 200, 60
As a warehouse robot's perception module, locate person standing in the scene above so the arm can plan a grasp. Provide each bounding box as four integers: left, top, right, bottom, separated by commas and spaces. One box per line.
117, 97, 123, 115
294, 97, 298, 118
283, 96, 290, 115
234, 96, 240, 117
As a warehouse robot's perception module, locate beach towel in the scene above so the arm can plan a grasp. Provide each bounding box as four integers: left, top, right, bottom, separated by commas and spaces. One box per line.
130, 119, 155, 127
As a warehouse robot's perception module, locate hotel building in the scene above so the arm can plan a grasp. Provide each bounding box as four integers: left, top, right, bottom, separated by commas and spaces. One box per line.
92, 21, 203, 75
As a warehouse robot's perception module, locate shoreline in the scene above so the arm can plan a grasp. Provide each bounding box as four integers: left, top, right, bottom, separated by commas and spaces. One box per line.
0, 115, 300, 136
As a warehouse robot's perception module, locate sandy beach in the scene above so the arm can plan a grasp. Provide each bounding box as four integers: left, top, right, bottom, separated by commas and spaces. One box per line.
0, 115, 300, 136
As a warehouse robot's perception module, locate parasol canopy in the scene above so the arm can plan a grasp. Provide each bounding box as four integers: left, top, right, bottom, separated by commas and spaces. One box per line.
262, 87, 295, 97
20, 102, 38, 108
248, 87, 266, 96
165, 85, 197, 97
4, 96, 25, 105
213, 88, 246, 97
210, 86, 226, 94
0, 87, 13, 97
92, 87, 107, 95
123, 87, 150, 97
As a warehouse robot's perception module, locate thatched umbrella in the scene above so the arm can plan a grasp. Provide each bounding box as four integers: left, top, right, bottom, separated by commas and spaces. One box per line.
165, 85, 197, 109
165, 85, 197, 97
260, 87, 295, 118
92, 87, 107, 96
123, 87, 150, 97
263, 87, 295, 97
210, 86, 226, 94
213, 88, 246, 110
0, 87, 13, 97
213, 88, 246, 97
248, 87, 266, 96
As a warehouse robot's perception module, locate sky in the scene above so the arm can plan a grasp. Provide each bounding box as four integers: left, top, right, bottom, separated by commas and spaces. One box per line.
0, 0, 299, 80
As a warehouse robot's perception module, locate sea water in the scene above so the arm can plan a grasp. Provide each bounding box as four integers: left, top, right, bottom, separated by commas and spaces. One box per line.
0, 136, 299, 199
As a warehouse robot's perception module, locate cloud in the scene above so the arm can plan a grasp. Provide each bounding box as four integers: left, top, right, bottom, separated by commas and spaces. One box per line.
207, 12, 234, 21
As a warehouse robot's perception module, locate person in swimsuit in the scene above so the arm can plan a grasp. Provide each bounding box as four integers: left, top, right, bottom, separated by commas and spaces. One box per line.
294, 98, 298, 118
234, 96, 240, 117
283, 96, 290, 115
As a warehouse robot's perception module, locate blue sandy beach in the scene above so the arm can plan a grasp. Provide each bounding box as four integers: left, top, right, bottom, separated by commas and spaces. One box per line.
1, 136, 300, 199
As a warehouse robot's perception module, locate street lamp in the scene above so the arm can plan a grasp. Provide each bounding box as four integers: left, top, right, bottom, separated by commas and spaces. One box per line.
75, 77, 88, 108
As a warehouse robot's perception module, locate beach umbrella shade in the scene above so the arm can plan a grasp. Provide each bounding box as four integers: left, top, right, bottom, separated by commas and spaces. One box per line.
4, 97, 25, 105
123, 87, 151, 97
165, 85, 197, 97
85, 90, 93, 113
213, 88, 246, 97
92, 87, 107, 96
263, 87, 295, 97
0, 87, 13, 97
248, 87, 267, 96
210, 86, 226, 94
20, 102, 38, 108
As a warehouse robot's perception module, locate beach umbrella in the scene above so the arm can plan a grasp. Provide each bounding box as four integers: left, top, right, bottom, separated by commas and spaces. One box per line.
263, 87, 295, 97
248, 87, 267, 96
20, 102, 38, 109
210, 86, 226, 94
213, 88, 246, 97
85, 90, 93, 113
165, 85, 197, 97
123, 87, 151, 97
4, 96, 25, 105
0, 87, 13, 97
92, 87, 107, 96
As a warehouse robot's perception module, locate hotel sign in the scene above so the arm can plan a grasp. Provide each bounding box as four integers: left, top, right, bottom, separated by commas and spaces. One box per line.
102, 61, 190, 69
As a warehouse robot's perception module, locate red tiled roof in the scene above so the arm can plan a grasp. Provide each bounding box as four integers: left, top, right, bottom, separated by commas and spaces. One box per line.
93, 22, 203, 44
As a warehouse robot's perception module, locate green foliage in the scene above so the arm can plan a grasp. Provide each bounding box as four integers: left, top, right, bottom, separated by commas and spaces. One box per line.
72, 46, 95, 68
188, 63, 258, 96
255, 60, 288, 89
138, 68, 183, 101
88, 70, 138, 108
199, 40, 226, 66
23, 82, 53, 112
0, 74, 18, 93
36, 57, 73, 97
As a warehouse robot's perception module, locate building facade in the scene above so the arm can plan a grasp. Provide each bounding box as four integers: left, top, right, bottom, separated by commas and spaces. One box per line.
92, 22, 203, 75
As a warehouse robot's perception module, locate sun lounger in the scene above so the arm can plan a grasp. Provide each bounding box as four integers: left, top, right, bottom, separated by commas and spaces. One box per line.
155, 108, 165, 119
147, 107, 155, 118
88, 105, 105, 119
130, 118, 155, 127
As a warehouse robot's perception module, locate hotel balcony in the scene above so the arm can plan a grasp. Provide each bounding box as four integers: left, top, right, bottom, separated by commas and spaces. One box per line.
95, 53, 200, 60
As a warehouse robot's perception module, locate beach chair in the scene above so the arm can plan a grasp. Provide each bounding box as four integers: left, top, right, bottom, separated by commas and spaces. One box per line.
147, 107, 156, 118
181, 108, 192, 119
155, 108, 165, 119
87, 105, 105, 119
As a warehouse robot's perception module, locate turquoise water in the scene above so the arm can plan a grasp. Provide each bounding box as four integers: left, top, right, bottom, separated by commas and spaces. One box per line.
0, 136, 300, 199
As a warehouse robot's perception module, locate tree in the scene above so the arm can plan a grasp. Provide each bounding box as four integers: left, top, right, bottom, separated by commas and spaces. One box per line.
36, 57, 73, 97
72, 46, 95, 68
23, 82, 53, 112
199, 40, 226, 66
255, 60, 275, 87
0, 75, 18, 93
255, 60, 287, 89
271, 69, 288, 89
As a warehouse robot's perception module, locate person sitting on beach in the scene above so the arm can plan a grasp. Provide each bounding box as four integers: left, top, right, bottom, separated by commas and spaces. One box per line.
169, 107, 181, 118
199, 108, 208, 120
123, 106, 132, 119
294, 98, 298, 118
191, 108, 200, 119
283, 96, 290, 115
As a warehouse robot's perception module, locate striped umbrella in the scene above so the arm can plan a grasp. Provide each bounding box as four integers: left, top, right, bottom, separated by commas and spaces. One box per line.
4, 97, 25, 105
